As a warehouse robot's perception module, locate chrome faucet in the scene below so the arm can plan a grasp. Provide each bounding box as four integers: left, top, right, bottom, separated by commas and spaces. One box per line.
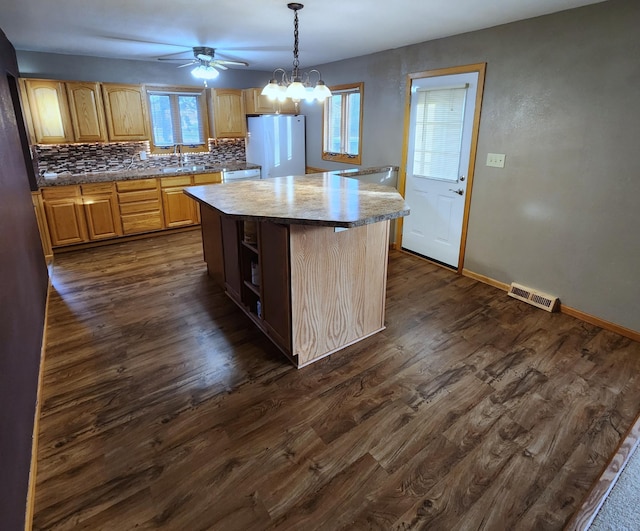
174, 143, 184, 167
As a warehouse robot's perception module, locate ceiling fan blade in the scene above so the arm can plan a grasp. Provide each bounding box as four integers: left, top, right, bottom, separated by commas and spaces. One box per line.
155, 46, 248, 69
217, 60, 249, 67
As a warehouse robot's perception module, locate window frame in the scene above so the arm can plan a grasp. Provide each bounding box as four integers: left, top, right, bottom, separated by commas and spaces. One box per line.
145, 85, 210, 155
322, 82, 364, 165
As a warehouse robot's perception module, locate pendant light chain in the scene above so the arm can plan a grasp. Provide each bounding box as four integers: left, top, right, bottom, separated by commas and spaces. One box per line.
292, 8, 300, 76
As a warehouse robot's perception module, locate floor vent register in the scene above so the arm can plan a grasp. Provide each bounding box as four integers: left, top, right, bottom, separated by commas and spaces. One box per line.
508, 282, 559, 312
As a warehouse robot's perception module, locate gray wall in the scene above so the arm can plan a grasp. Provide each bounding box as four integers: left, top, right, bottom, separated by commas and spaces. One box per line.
17, 50, 270, 88
304, 0, 640, 333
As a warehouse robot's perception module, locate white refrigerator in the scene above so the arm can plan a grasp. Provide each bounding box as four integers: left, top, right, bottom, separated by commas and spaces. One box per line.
246, 115, 306, 178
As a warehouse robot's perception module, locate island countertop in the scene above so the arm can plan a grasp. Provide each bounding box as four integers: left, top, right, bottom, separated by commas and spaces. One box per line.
184, 173, 410, 227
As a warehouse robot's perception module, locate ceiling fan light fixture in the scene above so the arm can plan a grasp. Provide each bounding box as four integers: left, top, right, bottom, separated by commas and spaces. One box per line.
262, 3, 331, 107
191, 64, 219, 80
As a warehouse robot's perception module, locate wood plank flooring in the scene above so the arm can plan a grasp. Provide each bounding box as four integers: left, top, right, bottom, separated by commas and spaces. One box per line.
33, 230, 640, 530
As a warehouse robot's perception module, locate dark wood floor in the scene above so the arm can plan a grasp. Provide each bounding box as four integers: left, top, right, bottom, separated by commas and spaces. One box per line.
33, 230, 640, 530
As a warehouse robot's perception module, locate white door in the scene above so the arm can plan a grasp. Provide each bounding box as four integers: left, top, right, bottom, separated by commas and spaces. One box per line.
402, 72, 479, 268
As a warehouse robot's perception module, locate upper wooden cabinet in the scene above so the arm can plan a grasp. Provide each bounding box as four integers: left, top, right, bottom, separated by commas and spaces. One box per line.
66, 82, 108, 143
102, 83, 150, 141
243, 88, 277, 114
22, 79, 73, 144
243, 87, 298, 115
209, 88, 246, 138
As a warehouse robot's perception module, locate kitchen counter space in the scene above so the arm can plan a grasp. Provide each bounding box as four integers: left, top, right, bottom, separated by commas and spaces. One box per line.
184, 173, 409, 228
37, 161, 260, 187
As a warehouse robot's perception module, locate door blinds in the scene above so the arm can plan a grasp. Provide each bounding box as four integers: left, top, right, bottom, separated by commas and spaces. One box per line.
412, 86, 467, 182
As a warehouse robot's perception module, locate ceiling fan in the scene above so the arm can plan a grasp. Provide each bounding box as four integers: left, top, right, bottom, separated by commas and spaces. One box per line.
158, 47, 249, 79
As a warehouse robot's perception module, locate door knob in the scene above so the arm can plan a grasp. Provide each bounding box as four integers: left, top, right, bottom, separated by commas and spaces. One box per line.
449, 188, 464, 195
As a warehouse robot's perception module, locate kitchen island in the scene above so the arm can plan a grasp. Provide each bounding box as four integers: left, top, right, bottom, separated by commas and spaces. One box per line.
185, 174, 409, 368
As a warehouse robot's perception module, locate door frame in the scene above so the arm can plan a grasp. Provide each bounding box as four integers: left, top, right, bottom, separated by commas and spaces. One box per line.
396, 62, 486, 273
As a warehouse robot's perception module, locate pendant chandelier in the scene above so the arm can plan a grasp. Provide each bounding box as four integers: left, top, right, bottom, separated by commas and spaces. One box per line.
261, 3, 332, 105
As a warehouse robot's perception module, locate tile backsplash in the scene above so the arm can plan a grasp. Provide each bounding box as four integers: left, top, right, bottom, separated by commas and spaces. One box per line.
34, 139, 246, 175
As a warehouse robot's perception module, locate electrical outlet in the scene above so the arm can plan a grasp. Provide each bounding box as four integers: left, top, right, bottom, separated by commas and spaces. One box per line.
486, 153, 505, 168
139, 150, 147, 161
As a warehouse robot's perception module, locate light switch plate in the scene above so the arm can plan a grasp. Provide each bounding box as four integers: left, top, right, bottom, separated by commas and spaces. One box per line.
486, 153, 505, 168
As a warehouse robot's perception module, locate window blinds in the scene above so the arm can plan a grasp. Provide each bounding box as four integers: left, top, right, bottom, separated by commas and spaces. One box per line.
412, 86, 467, 182
148, 91, 205, 147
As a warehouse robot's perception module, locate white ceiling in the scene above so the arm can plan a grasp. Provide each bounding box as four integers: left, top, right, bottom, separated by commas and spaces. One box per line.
0, 0, 605, 71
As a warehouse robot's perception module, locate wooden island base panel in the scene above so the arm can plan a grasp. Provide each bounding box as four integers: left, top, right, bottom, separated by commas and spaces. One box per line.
186, 174, 409, 368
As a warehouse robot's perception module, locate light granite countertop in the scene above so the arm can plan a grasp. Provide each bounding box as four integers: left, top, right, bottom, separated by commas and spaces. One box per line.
184, 173, 410, 228
37, 161, 260, 187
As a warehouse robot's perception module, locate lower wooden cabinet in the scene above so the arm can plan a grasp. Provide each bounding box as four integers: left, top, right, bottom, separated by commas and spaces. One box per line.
220, 215, 243, 302
40, 172, 223, 250
160, 176, 198, 228
199, 206, 390, 367
31, 191, 53, 260
116, 178, 164, 235
192, 172, 222, 223
215, 213, 292, 354
81, 182, 122, 240
259, 222, 291, 353
42, 183, 124, 246
41, 186, 89, 246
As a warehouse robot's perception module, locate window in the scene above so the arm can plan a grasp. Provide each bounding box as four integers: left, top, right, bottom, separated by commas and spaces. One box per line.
146, 86, 209, 153
322, 82, 363, 165
412, 86, 467, 181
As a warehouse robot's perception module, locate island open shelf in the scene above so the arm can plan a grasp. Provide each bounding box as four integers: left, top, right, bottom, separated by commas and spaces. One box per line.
185, 174, 409, 368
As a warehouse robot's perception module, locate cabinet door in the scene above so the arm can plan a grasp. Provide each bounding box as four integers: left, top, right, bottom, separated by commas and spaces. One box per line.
42, 186, 89, 246
83, 195, 123, 240
260, 222, 291, 353
81, 183, 123, 240
161, 187, 198, 228
102, 83, 150, 141
210, 89, 246, 138
66, 82, 108, 142
243, 88, 276, 114
23, 79, 73, 144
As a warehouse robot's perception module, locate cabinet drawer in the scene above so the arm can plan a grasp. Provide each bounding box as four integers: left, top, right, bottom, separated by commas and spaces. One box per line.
121, 212, 164, 234
161, 175, 192, 188
119, 199, 160, 215
117, 189, 159, 204
193, 172, 222, 185
116, 178, 158, 192
42, 185, 81, 201
81, 182, 115, 195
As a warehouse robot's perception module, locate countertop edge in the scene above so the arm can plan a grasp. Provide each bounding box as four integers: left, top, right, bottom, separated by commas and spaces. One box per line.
37, 162, 260, 188
184, 179, 410, 228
